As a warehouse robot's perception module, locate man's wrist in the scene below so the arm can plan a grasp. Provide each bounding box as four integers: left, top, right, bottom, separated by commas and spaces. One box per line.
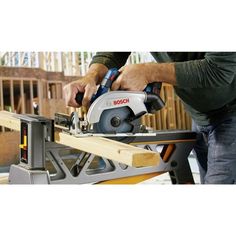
87, 63, 108, 84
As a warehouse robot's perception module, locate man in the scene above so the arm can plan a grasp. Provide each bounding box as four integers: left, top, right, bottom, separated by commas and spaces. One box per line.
63, 52, 236, 184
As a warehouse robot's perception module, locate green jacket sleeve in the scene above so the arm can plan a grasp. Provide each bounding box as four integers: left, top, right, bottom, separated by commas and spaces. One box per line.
90, 52, 131, 69
175, 52, 236, 88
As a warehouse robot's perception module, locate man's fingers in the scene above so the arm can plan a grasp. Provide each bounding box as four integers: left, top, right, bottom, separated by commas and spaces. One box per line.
63, 82, 84, 107
82, 84, 96, 107
111, 75, 122, 91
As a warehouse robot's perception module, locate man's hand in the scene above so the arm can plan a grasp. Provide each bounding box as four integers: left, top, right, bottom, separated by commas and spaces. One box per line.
111, 62, 176, 91
63, 76, 97, 107
111, 64, 151, 91
63, 64, 108, 107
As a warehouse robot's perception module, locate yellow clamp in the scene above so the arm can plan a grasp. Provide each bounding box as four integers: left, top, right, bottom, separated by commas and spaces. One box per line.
19, 135, 27, 150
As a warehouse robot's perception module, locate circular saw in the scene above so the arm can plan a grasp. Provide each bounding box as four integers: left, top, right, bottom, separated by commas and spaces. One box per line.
58, 68, 165, 136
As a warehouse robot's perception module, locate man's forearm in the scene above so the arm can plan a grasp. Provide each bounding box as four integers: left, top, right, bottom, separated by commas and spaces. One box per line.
146, 63, 177, 85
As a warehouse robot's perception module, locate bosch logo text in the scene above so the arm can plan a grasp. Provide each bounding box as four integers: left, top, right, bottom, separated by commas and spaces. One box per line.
113, 98, 129, 105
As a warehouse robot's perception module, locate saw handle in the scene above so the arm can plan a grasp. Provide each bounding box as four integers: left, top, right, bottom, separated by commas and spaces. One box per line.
145, 93, 165, 113
75, 92, 84, 105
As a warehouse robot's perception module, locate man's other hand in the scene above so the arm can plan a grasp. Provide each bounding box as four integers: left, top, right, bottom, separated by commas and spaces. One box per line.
63, 64, 108, 108
111, 64, 151, 91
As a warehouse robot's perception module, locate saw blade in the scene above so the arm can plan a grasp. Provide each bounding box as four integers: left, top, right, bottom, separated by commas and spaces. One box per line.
93, 107, 133, 133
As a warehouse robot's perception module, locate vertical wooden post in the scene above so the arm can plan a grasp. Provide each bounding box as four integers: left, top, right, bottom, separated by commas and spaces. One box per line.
175, 98, 181, 129
135, 52, 140, 64
181, 102, 186, 129
20, 80, 25, 113
167, 85, 176, 129
68, 52, 73, 75
0, 78, 5, 131
50, 52, 55, 71
38, 52, 45, 70
46, 81, 50, 99
160, 86, 167, 130
141, 115, 145, 126
19, 52, 24, 66
37, 80, 43, 115
58, 52, 63, 72
150, 114, 156, 130
0, 78, 4, 110
11, 52, 15, 66
72, 52, 76, 75
155, 111, 162, 130
55, 83, 62, 99
34, 52, 39, 67
10, 79, 15, 112
64, 53, 69, 75
80, 52, 86, 75
30, 80, 34, 114
74, 52, 80, 76
27, 52, 32, 67
53, 52, 59, 71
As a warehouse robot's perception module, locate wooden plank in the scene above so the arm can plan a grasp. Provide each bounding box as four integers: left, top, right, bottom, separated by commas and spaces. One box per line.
0, 176, 8, 184
57, 133, 160, 167
0, 111, 20, 131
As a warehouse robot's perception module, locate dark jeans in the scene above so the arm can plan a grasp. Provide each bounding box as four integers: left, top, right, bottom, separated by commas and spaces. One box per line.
192, 112, 236, 184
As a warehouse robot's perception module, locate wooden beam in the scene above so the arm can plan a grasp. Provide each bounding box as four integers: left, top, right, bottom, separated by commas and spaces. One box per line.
0, 176, 8, 184
0, 111, 20, 131
57, 133, 160, 167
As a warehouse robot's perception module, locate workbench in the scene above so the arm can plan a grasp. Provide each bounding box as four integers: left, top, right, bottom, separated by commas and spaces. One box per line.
0, 111, 196, 184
